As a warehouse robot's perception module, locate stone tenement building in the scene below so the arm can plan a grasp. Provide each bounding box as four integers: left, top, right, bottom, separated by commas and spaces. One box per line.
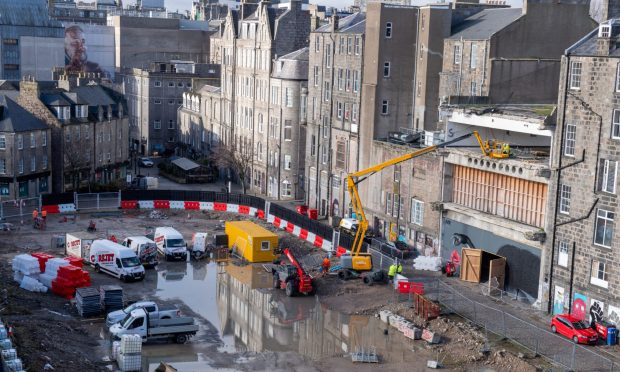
212, 0, 311, 200
548, 19, 620, 322
439, 0, 595, 105
15, 76, 129, 193
0, 92, 52, 198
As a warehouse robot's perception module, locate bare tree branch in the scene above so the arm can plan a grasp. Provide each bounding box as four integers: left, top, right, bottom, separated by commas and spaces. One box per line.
64, 138, 90, 191
211, 139, 254, 194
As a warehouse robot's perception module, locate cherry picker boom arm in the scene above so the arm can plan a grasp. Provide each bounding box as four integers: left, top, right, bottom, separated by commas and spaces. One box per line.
346, 131, 477, 258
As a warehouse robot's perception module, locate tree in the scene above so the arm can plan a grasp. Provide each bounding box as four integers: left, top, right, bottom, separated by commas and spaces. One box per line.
64, 138, 90, 191
211, 139, 253, 194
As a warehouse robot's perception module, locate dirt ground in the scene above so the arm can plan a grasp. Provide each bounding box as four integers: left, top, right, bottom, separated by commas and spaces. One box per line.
0, 210, 549, 372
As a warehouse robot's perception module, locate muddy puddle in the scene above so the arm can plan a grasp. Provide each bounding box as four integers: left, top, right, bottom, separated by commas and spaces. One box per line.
120, 260, 423, 371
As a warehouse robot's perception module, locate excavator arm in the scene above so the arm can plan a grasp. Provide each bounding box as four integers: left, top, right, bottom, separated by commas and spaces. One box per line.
473, 131, 489, 157
345, 132, 477, 263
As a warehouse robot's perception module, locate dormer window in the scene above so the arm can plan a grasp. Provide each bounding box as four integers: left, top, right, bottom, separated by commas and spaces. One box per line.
600, 25, 611, 38
75, 105, 87, 118
55, 106, 70, 120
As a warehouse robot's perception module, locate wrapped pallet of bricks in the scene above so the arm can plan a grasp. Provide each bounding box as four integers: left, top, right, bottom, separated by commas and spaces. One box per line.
111, 341, 120, 361
11, 255, 40, 276
117, 334, 142, 371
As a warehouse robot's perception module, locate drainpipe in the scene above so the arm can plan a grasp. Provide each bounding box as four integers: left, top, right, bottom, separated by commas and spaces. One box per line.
411, 7, 420, 131
546, 54, 570, 314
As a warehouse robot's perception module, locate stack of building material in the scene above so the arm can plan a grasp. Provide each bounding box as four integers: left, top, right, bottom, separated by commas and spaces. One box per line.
65, 256, 83, 268
117, 334, 141, 371
30, 253, 55, 273
12, 254, 40, 284
413, 256, 442, 271
100, 285, 124, 313
19, 276, 47, 293
111, 341, 121, 361
76, 287, 102, 317
51, 265, 91, 299
0, 319, 25, 372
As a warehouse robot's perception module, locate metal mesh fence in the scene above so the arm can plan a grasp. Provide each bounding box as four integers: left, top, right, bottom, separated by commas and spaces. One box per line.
429, 280, 615, 371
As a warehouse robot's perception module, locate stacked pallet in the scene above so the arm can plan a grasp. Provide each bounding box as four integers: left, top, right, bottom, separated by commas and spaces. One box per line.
12, 255, 46, 293
76, 287, 102, 317
1, 319, 25, 372
100, 285, 123, 313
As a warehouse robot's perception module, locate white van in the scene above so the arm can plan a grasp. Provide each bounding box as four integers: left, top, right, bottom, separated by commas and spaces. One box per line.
153, 227, 187, 261
89, 239, 145, 282
121, 236, 158, 268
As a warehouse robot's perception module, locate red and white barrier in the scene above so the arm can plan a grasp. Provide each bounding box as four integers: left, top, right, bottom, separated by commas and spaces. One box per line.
267, 213, 333, 252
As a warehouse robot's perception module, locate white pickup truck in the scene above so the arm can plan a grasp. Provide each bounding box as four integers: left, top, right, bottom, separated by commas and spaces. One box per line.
105, 301, 180, 328
109, 308, 198, 344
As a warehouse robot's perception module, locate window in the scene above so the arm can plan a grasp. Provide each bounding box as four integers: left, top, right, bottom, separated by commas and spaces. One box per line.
352, 104, 358, 123
613, 110, 620, 139
284, 154, 291, 170
258, 113, 264, 133
321, 145, 328, 164
313, 66, 319, 86
559, 184, 571, 214
261, 240, 270, 251
337, 102, 343, 119
470, 82, 477, 96
384, 62, 391, 78
411, 199, 424, 225
591, 260, 609, 288
284, 120, 292, 141
39, 177, 47, 193
315, 35, 320, 53
354, 36, 361, 55
601, 25, 611, 38
168, 120, 175, 129
394, 165, 401, 182
454, 44, 462, 65
325, 44, 332, 68
0, 159, 5, 174
336, 141, 346, 170
154, 120, 161, 129
616, 64, 620, 92
345, 69, 352, 91
154, 99, 161, 105
282, 180, 292, 197
30, 157, 35, 172
30, 133, 35, 148
324, 81, 331, 101
17, 135, 22, 150
338, 69, 344, 90
564, 123, 576, 156
339, 36, 345, 54
42, 155, 47, 169
178, 82, 184, 88
311, 135, 316, 156
285, 88, 293, 107
322, 116, 329, 138
169, 99, 175, 105
470, 44, 478, 69
569, 61, 582, 90
41, 132, 46, 147
386, 192, 392, 215
168, 82, 174, 87
385, 22, 392, 38
598, 159, 617, 194
381, 100, 389, 115
353, 71, 360, 93
3, 38, 17, 45
347, 37, 353, 54
558, 241, 569, 268
18, 158, 23, 174
18, 181, 27, 197
154, 81, 161, 87
0, 135, 5, 150
594, 209, 614, 247
392, 194, 400, 217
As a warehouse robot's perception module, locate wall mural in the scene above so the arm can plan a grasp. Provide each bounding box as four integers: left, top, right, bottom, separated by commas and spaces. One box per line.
553, 285, 565, 315
572, 293, 588, 321
590, 298, 605, 325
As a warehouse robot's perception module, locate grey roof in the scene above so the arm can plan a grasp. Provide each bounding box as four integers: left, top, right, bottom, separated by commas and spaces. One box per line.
41, 93, 71, 107
0, 0, 64, 28
0, 96, 49, 133
199, 84, 221, 94
316, 12, 366, 33
450, 8, 522, 40
272, 47, 309, 80
71, 85, 115, 106
172, 157, 200, 171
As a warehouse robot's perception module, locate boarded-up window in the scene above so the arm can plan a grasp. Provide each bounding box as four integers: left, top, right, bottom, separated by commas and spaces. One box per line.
452, 165, 547, 227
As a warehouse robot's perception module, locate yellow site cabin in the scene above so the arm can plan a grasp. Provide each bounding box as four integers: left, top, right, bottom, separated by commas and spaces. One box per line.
224, 221, 278, 263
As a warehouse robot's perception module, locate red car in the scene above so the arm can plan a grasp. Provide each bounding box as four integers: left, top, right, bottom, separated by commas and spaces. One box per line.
551, 314, 598, 344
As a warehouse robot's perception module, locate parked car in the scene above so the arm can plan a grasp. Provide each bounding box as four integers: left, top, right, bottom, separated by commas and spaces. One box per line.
106, 301, 180, 327
139, 157, 154, 167
551, 314, 598, 344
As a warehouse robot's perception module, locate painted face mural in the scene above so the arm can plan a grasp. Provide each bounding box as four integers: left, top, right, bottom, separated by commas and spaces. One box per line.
572, 298, 587, 320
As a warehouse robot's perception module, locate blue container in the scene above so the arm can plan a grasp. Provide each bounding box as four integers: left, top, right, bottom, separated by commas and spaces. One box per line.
607, 327, 617, 345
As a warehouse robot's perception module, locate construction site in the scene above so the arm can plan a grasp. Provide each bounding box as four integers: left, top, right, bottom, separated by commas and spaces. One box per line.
0, 203, 550, 372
